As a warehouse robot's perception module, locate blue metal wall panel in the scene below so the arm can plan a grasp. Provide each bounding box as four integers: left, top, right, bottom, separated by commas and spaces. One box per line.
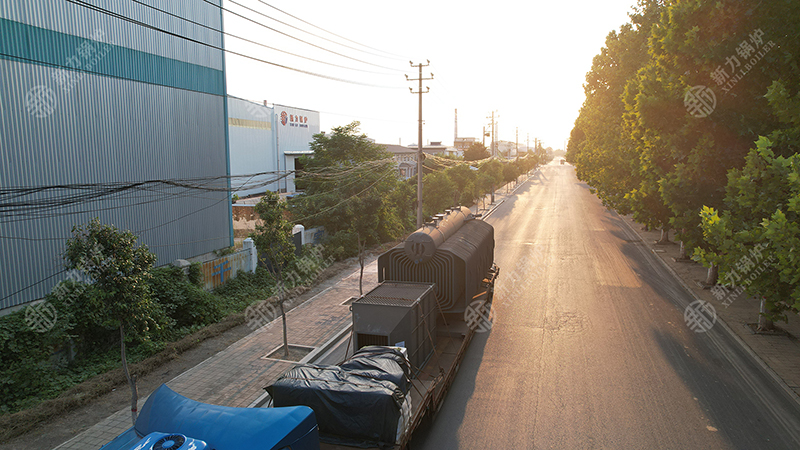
0, 0, 230, 310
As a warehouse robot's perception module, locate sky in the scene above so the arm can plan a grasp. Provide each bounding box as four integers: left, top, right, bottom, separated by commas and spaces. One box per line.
223, 0, 639, 151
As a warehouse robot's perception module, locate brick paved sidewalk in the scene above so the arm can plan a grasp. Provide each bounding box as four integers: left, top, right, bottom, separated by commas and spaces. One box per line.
54, 177, 524, 450
55, 259, 381, 450
619, 214, 800, 401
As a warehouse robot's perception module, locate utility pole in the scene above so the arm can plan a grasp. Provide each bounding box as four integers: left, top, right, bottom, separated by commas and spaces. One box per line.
486, 111, 498, 157
486, 110, 498, 203
407, 61, 433, 229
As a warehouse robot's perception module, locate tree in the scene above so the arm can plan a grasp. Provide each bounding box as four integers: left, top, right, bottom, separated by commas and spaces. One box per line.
290, 122, 408, 260
636, 0, 788, 268
422, 171, 457, 218
464, 142, 490, 161
479, 159, 504, 204
446, 163, 479, 207
696, 137, 800, 329
64, 218, 158, 426
502, 162, 519, 184
569, 15, 653, 215
252, 191, 296, 358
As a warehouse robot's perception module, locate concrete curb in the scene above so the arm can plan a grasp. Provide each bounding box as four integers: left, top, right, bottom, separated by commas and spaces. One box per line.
615, 212, 800, 408
482, 168, 538, 221
302, 323, 354, 365
247, 323, 353, 408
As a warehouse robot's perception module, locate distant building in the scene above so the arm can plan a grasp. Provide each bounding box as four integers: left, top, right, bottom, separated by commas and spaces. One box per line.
382, 142, 461, 179
454, 137, 477, 154
382, 144, 418, 179
227, 98, 319, 197
497, 141, 517, 157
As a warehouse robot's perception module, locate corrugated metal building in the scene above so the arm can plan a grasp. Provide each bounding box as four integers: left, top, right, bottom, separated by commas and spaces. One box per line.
0, 1, 232, 311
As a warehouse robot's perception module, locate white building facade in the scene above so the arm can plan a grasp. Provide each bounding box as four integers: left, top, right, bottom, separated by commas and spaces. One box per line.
227, 98, 320, 197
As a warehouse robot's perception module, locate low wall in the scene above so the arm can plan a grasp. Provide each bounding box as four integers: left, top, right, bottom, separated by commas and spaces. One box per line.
198, 238, 258, 290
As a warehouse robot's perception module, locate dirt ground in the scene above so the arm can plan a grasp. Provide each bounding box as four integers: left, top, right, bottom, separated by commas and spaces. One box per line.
0, 254, 373, 450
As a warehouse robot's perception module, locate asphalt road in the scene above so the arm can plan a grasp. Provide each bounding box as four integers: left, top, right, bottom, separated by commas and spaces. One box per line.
411, 162, 800, 449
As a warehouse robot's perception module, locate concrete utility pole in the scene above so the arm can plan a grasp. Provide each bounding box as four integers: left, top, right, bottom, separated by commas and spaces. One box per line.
407, 61, 433, 229
486, 110, 498, 203
487, 111, 498, 157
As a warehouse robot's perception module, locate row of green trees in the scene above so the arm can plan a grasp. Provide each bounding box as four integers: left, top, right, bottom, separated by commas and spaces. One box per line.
568, 0, 800, 324
290, 123, 544, 260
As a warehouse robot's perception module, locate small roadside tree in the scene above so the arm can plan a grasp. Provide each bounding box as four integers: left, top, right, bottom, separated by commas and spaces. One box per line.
64, 218, 159, 427
479, 158, 504, 204
446, 164, 478, 206
464, 142, 490, 161
252, 191, 296, 358
422, 171, 456, 218
696, 137, 800, 330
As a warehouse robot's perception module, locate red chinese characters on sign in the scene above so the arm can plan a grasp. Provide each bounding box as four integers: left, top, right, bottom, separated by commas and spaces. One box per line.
280, 111, 310, 128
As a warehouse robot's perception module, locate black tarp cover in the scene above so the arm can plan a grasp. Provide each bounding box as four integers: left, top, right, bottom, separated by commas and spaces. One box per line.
267, 364, 404, 447
341, 346, 412, 394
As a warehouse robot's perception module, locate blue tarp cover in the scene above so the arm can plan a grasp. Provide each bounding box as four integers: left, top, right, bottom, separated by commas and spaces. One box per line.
98, 384, 320, 450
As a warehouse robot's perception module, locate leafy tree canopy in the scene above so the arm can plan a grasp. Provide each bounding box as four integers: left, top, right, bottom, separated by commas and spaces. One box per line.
464, 142, 490, 161
290, 122, 408, 259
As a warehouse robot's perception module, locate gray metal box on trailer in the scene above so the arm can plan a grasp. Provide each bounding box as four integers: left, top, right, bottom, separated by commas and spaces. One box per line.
352, 282, 437, 372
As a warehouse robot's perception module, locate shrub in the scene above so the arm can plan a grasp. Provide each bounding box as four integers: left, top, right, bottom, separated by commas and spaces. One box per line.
149, 266, 222, 329
0, 306, 69, 414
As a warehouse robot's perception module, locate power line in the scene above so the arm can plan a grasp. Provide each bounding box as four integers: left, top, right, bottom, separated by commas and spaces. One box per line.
204, 0, 403, 73
65, 0, 402, 88
252, 0, 408, 61
131, 0, 395, 76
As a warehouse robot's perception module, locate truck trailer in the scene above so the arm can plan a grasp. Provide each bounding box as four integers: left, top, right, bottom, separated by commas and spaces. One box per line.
99, 206, 498, 450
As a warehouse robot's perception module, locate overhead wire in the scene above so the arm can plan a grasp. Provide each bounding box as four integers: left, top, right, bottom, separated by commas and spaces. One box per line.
203, 0, 404, 73
252, 0, 409, 61
3, 0, 414, 304
65, 0, 403, 88
241, 0, 402, 62
0, 156, 403, 232
290, 168, 397, 224
131, 0, 395, 76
